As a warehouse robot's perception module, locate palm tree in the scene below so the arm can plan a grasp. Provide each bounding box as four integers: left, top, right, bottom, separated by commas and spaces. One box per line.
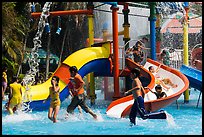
2, 2, 30, 77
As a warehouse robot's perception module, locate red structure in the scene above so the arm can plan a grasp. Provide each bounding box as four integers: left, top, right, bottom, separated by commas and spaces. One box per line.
191, 47, 202, 71
161, 14, 202, 34
31, 10, 93, 18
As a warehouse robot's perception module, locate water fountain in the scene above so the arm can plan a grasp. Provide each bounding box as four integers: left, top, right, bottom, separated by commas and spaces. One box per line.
22, 2, 52, 111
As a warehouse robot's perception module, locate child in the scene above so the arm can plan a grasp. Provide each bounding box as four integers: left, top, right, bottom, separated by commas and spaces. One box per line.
132, 47, 143, 64
66, 66, 97, 120
43, 76, 60, 123
124, 68, 147, 126
2, 66, 8, 100
160, 49, 171, 66
124, 47, 133, 59
145, 84, 167, 99
148, 65, 178, 89
68, 77, 82, 114
7, 76, 22, 115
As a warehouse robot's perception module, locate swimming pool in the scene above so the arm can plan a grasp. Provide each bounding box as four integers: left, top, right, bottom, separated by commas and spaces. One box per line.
2, 88, 202, 135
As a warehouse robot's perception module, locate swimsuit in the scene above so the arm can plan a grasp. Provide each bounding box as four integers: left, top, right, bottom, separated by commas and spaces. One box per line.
67, 74, 92, 114
155, 79, 161, 84
2, 72, 7, 83
50, 88, 61, 108
8, 83, 22, 114
129, 96, 147, 125
9, 83, 22, 106
2, 72, 7, 89
153, 92, 167, 99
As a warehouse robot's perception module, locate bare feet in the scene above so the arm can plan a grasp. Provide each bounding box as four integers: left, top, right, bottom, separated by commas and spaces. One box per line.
53, 119, 57, 123
172, 84, 178, 88
166, 87, 170, 90
93, 114, 97, 120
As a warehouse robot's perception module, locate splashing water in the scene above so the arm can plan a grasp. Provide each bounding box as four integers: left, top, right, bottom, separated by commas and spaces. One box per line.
2, 111, 40, 123
95, 110, 104, 122
165, 111, 177, 127
61, 109, 104, 122
22, 2, 52, 110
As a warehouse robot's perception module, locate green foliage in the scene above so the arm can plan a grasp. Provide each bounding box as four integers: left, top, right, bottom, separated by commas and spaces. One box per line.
2, 56, 19, 84
18, 74, 25, 82
2, 56, 18, 75
190, 3, 202, 16
2, 2, 30, 68
2, 2, 17, 36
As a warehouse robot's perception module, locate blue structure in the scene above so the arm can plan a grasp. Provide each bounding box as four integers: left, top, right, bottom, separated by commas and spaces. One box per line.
183, 2, 189, 8
102, 2, 118, 7
180, 65, 202, 91
149, 2, 157, 60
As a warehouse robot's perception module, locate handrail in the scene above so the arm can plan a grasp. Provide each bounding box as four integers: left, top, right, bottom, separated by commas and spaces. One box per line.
191, 43, 202, 52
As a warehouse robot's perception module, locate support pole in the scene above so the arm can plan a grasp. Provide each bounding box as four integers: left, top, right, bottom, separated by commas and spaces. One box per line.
111, 5, 120, 100
122, 3, 130, 51
122, 3, 132, 91
102, 24, 109, 100
196, 91, 202, 108
155, 7, 162, 54
183, 2, 190, 103
149, 2, 157, 60
87, 2, 96, 106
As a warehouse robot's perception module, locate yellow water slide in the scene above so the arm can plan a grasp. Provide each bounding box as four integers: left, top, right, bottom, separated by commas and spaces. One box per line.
22, 42, 110, 110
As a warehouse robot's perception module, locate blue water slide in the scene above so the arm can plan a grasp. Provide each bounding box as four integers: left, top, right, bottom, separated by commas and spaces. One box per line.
101, 2, 117, 7
180, 65, 202, 91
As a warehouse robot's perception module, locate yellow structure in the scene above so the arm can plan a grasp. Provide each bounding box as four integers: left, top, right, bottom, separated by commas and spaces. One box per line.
22, 42, 111, 102
87, 14, 96, 105
183, 6, 189, 103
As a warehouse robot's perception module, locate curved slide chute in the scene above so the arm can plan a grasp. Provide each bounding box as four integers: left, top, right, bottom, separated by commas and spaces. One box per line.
106, 58, 189, 118
180, 65, 202, 91
22, 42, 111, 111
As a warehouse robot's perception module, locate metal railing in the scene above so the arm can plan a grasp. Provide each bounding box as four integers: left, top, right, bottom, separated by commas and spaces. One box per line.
169, 49, 183, 70
112, 41, 198, 71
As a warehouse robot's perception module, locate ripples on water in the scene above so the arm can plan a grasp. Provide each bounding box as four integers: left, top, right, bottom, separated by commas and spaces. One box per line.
2, 89, 202, 135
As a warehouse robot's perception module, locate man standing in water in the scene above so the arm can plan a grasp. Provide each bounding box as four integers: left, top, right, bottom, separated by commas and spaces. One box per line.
124, 68, 147, 126
66, 66, 97, 120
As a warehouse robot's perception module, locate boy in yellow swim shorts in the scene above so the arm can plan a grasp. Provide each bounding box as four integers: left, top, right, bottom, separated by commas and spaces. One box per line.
8, 76, 22, 115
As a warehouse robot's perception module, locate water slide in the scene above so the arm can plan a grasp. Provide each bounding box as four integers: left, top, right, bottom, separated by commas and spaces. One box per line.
180, 65, 202, 91
22, 42, 111, 111
22, 40, 190, 116
106, 58, 189, 118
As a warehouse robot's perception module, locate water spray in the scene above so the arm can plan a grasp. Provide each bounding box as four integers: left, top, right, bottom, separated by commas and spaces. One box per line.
22, 2, 52, 111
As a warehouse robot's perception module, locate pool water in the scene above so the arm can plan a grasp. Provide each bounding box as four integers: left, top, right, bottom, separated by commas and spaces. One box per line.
2, 88, 202, 135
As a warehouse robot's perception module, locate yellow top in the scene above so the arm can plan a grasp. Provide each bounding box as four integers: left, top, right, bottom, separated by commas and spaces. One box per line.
49, 87, 60, 102
2, 72, 7, 83
10, 83, 22, 98
9, 83, 22, 106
